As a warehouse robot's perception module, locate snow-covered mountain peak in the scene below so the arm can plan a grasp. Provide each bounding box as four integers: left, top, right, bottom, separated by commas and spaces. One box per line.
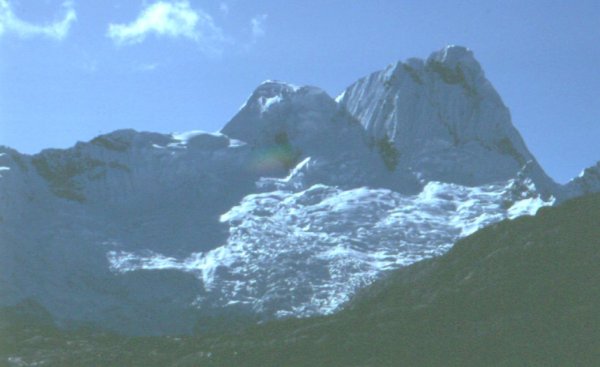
337, 46, 556, 191
259, 79, 300, 90
233, 80, 331, 116
252, 80, 299, 102
220, 81, 350, 151
424, 45, 485, 96
427, 45, 481, 73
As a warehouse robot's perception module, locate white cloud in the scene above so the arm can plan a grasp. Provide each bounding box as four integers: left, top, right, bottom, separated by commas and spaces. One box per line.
107, 0, 227, 53
250, 14, 267, 40
0, 0, 76, 40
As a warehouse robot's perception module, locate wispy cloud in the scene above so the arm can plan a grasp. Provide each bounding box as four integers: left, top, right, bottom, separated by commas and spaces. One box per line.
250, 14, 267, 41
107, 0, 227, 54
0, 0, 76, 40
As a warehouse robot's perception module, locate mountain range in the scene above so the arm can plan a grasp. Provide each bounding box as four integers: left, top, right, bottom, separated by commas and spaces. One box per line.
0, 45, 598, 336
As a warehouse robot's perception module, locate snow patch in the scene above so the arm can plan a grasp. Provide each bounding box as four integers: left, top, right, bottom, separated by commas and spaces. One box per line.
107, 251, 178, 273
172, 130, 223, 142
508, 196, 554, 219
257, 157, 312, 190
228, 138, 247, 147
259, 94, 282, 113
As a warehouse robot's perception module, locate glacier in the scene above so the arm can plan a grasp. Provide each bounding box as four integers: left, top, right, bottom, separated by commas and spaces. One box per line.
107, 177, 552, 319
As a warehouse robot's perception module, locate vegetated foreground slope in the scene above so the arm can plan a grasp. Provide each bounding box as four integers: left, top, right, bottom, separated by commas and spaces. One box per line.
2, 193, 599, 366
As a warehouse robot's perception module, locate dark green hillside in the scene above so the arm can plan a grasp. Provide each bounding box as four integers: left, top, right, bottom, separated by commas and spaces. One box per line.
2, 194, 600, 366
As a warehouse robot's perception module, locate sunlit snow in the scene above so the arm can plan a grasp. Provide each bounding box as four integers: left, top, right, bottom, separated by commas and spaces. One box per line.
259, 95, 283, 113
108, 178, 552, 319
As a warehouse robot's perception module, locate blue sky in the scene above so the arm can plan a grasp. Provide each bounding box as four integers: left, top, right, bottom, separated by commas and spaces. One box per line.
0, 0, 598, 183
